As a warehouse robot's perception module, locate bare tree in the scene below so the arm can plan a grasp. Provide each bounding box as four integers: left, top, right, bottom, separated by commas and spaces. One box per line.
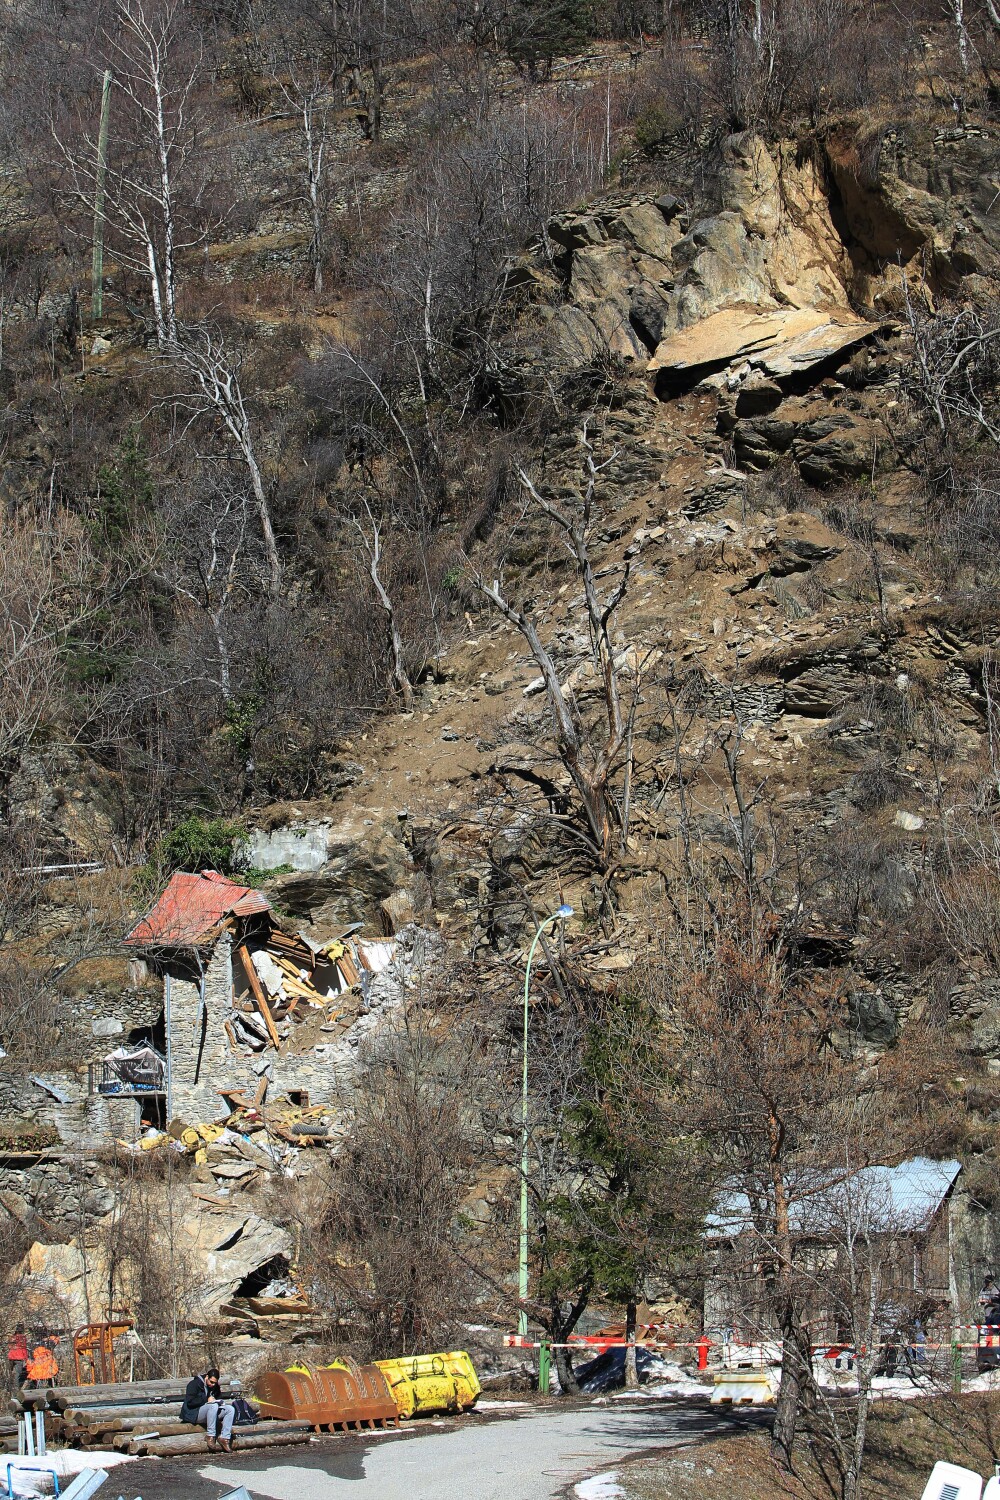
352, 504, 415, 712
903, 282, 1000, 445
267, 50, 338, 295
474, 426, 633, 873
295, 1009, 491, 1358
162, 325, 282, 593
53, 0, 212, 344
662, 908, 871, 1459
153, 469, 258, 703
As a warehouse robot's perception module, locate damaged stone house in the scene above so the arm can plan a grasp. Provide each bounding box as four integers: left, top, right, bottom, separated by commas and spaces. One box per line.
703, 1157, 1000, 1339
7, 870, 436, 1339
119, 869, 397, 1125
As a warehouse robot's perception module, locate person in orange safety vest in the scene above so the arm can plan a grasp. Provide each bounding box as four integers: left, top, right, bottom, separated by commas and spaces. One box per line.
25, 1336, 58, 1387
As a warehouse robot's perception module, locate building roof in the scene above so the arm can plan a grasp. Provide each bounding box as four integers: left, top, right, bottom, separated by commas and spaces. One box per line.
124, 870, 270, 948
706, 1157, 962, 1240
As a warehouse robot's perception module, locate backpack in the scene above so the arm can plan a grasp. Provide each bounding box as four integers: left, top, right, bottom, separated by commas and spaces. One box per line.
232, 1395, 259, 1426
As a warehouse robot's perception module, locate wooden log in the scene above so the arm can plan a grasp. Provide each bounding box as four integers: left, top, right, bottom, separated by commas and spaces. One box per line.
63, 1401, 191, 1423
46, 1378, 190, 1408
14, 1390, 50, 1409
237, 945, 281, 1049
131, 1433, 211, 1457
112, 1420, 201, 1448
114, 1414, 200, 1432
233, 1429, 312, 1451
127, 1417, 311, 1455
69, 1417, 123, 1436
130, 1424, 310, 1457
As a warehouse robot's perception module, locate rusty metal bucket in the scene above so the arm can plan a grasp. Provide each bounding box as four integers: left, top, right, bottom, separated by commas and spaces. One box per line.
254, 1368, 327, 1428
255, 1362, 398, 1433
352, 1364, 399, 1427
315, 1362, 398, 1429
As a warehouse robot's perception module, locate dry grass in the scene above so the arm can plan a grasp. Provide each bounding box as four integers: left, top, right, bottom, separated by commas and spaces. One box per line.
614, 1396, 1000, 1500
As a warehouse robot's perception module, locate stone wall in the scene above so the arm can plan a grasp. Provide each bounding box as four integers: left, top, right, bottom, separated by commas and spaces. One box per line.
164, 936, 342, 1123
61, 986, 163, 1066
0, 1075, 147, 1147
166, 939, 235, 1123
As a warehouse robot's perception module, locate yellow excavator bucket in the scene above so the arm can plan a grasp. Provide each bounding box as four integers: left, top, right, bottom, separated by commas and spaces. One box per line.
374, 1351, 480, 1419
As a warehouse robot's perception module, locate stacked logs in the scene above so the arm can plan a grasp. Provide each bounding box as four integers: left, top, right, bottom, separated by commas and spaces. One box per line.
14, 1379, 312, 1458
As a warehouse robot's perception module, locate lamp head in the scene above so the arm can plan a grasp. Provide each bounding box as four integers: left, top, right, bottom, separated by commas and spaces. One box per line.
555, 904, 573, 919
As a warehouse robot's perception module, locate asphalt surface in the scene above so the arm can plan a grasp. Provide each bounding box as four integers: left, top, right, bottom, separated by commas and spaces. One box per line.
112, 1399, 759, 1500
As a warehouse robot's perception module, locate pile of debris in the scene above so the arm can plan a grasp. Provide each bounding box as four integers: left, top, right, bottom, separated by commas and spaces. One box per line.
230, 926, 396, 1054
130, 1091, 341, 1168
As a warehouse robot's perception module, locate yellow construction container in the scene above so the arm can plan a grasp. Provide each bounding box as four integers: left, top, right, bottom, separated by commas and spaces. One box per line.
374, 1351, 480, 1419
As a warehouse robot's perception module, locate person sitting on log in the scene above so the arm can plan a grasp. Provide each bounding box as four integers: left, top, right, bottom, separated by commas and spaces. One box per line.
180, 1366, 236, 1451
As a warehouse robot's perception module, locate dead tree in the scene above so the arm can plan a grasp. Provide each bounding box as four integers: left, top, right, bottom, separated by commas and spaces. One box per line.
162, 325, 281, 594
474, 426, 631, 872
268, 59, 336, 296
353, 504, 415, 712
902, 280, 1000, 445
152, 471, 255, 703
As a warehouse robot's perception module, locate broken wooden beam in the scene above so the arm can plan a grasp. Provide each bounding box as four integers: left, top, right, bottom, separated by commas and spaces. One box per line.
237, 945, 282, 1049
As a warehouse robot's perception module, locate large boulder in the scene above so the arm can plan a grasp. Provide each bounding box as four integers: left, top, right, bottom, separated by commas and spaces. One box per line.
265, 811, 415, 932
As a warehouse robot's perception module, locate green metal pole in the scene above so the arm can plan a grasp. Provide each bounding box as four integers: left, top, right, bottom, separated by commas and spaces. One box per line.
91, 69, 113, 322
952, 1332, 962, 1395
518, 905, 572, 1341
538, 1340, 551, 1394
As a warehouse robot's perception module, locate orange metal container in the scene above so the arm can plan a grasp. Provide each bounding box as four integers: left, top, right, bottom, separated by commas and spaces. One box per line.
254, 1368, 326, 1428
353, 1364, 399, 1426
255, 1362, 398, 1432
312, 1366, 364, 1428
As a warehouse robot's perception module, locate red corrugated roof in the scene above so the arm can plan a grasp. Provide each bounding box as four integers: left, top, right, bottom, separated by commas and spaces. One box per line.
125, 870, 270, 947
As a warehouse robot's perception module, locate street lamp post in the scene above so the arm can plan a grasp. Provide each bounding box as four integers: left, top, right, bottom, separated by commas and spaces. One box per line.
519, 903, 573, 1342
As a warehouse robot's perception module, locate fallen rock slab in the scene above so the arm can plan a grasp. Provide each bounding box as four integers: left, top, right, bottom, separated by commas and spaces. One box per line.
648, 306, 875, 394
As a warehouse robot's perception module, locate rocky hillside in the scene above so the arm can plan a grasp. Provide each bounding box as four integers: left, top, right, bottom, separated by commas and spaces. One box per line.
4, 0, 1000, 1389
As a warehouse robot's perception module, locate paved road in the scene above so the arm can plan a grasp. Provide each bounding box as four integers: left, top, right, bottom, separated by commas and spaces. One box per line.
116, 1400, 758, 1500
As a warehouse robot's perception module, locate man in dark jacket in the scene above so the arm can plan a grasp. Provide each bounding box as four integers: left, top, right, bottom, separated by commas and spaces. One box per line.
180, 1367, 236, 1451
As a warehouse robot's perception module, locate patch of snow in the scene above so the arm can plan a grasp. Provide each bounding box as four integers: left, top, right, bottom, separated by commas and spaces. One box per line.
958, 1371, 1000, 1394
576, 1473, 623, 1500
2, 1450, 135, 1497
476, 1400, 532, 1411
871, 1375, 934, 1399
612, 1377, 707, 1400
814, 1375, 939, 1400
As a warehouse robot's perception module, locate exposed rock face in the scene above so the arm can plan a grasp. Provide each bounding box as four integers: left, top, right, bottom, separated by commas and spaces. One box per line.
529, 133, 859, 388
544, 191, 687, 362
17, 1193, 293, 1326
180, 1202, 292, 1322
820, 122, 1000, 303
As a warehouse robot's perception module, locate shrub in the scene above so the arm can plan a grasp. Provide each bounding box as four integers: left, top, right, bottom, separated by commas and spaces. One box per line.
155, 816, 248, 877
